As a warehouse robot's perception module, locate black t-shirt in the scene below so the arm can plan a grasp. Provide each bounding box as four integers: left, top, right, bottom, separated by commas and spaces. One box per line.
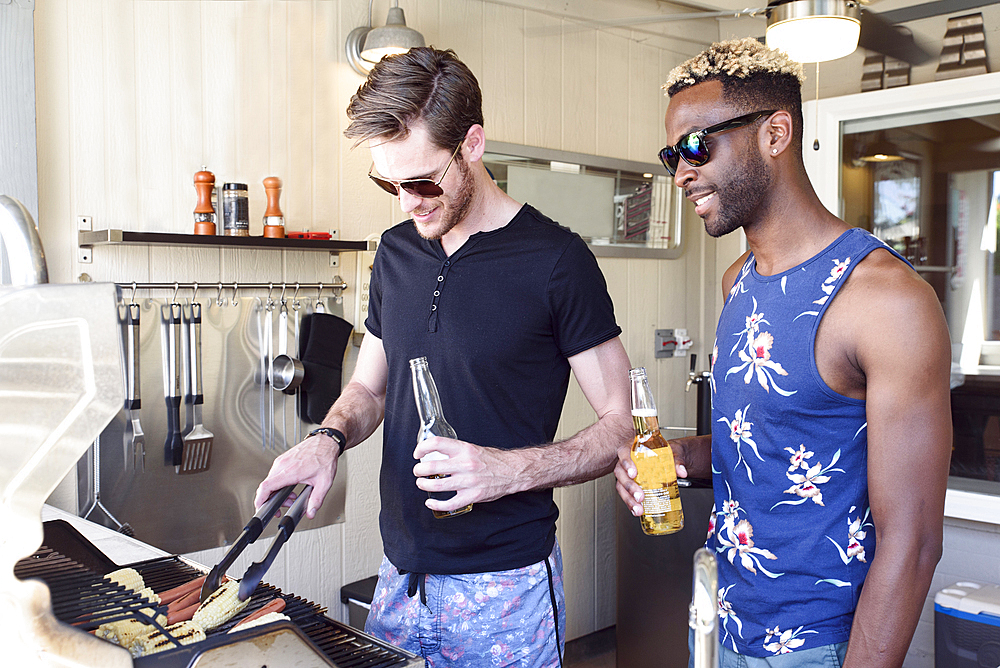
366, 204, 621, 574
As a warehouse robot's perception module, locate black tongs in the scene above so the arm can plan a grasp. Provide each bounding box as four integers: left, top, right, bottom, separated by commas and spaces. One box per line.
199, 484, 295, 603
237, 485, 313, 601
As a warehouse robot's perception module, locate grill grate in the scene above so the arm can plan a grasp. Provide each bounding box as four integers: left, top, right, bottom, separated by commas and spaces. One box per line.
16, 524, 420, 667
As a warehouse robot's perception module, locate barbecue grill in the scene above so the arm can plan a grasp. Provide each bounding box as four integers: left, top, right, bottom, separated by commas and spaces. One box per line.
19, 519, 420, 667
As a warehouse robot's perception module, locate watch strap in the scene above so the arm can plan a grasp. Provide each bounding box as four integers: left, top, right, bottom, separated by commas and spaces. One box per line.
308, 427, 346, 455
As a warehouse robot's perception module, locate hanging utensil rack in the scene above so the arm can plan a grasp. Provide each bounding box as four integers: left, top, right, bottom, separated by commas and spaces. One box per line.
115, 280, 348, 305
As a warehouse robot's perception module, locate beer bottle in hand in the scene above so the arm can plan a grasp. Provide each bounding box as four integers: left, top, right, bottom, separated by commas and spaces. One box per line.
409, 356, 472, 519
629, 367, 683, 535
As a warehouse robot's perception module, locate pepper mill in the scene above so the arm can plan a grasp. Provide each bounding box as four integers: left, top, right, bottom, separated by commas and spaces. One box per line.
193, 169, 216, 235
262, 176, 285, 239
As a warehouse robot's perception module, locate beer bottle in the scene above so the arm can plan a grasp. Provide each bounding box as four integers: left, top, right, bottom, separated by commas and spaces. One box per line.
629, 367, 684, 535
409, 357, 473, 519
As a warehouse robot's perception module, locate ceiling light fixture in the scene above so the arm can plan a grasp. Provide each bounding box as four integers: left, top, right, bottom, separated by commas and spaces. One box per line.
766, 0, 861, 63
859, 137, 905, 162
346, 1, 425, 77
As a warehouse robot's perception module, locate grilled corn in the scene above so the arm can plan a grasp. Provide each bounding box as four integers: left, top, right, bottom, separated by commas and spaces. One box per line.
228, 611, 290, 632
95, 608, 165, 646
104, 567, 145, 592
192, 579, 248, 631
138, 587, 160, 604
129, 620, 206, 658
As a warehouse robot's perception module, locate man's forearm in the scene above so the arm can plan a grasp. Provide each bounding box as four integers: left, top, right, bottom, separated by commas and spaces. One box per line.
321, 379, 385, 451
844, 529, 942, 667
505, 409, 634, 493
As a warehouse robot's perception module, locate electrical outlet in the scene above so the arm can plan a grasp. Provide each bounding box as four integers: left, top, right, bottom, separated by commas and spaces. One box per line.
77, 215, 92, 231
78, 247, 92, 264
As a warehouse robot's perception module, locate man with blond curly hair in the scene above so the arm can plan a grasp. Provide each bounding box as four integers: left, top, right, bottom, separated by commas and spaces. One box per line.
615, 39, 952, 668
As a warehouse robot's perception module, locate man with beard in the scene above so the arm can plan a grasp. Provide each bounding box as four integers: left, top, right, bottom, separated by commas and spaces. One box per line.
256, 47, 632, 667
614, 39, 951, 667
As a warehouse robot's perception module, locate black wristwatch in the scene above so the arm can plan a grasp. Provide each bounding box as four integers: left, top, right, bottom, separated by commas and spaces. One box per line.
308, 427, 347, 456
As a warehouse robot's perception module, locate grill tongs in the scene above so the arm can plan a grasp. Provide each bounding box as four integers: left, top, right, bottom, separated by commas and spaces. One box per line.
199, 483, 300, 603
237, 485, 313, 601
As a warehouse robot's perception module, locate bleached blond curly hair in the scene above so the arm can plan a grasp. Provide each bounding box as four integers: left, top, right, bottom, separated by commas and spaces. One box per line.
663, 38, 807, 156
665, 38, 805, 96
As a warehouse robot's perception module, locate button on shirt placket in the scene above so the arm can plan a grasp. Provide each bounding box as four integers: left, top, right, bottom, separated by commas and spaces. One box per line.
428, 260, 450, 332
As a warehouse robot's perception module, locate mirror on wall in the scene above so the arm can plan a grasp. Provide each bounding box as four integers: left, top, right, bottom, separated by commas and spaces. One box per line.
484, 141, 684, 259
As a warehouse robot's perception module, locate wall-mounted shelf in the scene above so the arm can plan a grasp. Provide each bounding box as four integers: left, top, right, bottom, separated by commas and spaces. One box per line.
79, 229, 373, 252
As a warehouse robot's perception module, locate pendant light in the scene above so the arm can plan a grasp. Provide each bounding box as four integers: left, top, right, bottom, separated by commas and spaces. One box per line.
346, 1, 425, 76
766, 0, 861, 63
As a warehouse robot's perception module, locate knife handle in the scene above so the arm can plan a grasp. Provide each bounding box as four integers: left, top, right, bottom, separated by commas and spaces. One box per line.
126, 303, 141, 410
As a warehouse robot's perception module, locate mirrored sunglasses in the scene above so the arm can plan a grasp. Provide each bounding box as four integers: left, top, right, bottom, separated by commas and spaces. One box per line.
368, 140, 464, 198
659, 110, 777, 176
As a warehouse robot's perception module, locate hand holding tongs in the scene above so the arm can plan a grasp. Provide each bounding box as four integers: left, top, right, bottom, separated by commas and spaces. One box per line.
237, 485, 313, 601
199, 484, 295, 603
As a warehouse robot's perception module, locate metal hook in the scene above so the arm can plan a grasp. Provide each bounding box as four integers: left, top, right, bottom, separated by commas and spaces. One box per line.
129, 282, 138, 304
266, 282, 275, 311
279, 283, 288, 307
316, 283, 324, 307
191, 282, 199, 304
291, 282, 301, 310
216, 283, 225, 307
231, 283, 239, 307
171, 282, 180, 305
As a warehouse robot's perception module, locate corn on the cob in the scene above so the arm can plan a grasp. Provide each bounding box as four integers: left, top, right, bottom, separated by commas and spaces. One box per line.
228, 611, 290, 633
129, 620, 206, 658
93, 607, 165, 644
137, 587, 160, 604
104, 567, 145, 592
192, 580, 248, 631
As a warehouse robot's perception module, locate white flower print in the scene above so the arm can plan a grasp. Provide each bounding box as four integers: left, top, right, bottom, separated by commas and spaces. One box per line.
717, 584, 744, 652
729, 297, 769, 356
771, 448, 845, 510
716, 405, 764, 483
794, 257, 852, 320
784, 444, 813, 472
762, 625, 818, 655
728, 259, 753, 303
727, 330, 796, 396
713, 485, 782, 579
817, 506, 874, 587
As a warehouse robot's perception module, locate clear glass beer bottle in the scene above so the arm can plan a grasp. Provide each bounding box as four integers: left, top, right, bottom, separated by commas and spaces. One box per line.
629, 367, 684, 535
409, 357, 472, 519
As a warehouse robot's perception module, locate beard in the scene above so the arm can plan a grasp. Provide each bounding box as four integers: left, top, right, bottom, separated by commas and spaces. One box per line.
413, 158, 476, 241
703, 143, 772, 238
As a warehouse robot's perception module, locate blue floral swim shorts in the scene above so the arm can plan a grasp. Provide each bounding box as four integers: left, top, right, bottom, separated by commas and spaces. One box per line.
365, 540, 565, 667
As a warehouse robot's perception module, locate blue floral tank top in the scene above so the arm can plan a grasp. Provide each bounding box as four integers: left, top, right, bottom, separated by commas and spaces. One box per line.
707, 228, 907, 657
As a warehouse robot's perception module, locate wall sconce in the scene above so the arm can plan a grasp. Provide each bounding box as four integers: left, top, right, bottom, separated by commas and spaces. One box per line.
766, 0, 861, 63
346, 1, 425, 77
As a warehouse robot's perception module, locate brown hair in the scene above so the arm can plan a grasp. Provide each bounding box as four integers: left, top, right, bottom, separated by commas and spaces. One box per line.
344, 47, 483, 152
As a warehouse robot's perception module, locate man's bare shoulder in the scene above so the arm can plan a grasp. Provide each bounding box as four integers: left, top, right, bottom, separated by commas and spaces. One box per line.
721, 250, 752, 297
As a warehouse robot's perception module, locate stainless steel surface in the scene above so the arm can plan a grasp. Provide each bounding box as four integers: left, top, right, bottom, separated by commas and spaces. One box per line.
81, 294, 347, 554
0, 282, 129, 667
690, 549, 720, 668
0, 194, 48, 285
271, 354, 305, 393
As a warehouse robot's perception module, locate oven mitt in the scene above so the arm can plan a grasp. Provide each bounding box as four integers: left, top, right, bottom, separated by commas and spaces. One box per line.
298, 312, 354, 425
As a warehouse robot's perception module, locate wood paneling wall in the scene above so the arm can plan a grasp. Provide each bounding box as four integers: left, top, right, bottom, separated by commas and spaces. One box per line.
33, 0, 735, 639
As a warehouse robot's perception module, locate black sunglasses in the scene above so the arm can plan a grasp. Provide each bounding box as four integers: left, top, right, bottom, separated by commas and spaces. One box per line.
368, 141, 464, 198
659, 110, 777, 176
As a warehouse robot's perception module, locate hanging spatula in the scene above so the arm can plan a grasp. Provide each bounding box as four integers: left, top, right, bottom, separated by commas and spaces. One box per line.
180, 300, 213, 473
200, 484, 295, 603
123, 302, 145, 471
163, 302, 184, 470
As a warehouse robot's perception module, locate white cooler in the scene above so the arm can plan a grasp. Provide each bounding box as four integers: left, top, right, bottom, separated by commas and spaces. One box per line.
935, 581, 1000, 667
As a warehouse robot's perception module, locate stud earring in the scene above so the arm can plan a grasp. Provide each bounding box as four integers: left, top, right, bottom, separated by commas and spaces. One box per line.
772, 148, 778, 154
